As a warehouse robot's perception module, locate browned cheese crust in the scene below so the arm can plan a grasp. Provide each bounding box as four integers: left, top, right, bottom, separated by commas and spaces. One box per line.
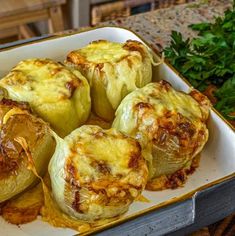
113, 81, 211, 190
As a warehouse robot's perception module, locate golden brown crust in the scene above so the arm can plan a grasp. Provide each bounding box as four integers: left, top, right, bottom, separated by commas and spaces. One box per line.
1, 183, 44, 224
0, 106, 46, 179
66, 51, 88, 65
0, 98, 30, 111
65, 79, 82, 98
158, 79, 172, 91
155, 112, 202, 152
113, 81, 209, 183
0, 100, 32, 178
0, 58, 91, 137
190, 89, 210, 106
67, 40, 148, 67
66, 40, 152, 121
146, 155, 200, 190
190, 89, 211, 121
48, 126, 149, 220
64, 136, 146, 214
123, 40, 148, 58
133, 100, 205, 160
2, 203, 42, 224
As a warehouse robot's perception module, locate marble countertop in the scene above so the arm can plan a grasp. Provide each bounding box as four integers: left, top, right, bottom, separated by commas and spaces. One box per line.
1, 0, 233, 51
103, 0, 233, 52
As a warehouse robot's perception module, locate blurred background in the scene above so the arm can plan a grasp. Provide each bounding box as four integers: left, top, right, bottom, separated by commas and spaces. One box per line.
0, 0, 195, 45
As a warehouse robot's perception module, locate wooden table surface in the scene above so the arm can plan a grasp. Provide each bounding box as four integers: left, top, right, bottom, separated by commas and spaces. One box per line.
0, 0, 65, 17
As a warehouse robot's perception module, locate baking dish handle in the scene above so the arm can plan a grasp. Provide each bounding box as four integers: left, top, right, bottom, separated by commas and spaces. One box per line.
94, 196, 195, 236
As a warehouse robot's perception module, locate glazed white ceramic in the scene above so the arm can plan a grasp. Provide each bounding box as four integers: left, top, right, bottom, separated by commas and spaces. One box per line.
0, 27, 234, 236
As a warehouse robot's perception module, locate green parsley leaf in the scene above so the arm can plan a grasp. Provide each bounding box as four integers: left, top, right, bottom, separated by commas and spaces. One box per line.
164, 1, 235, 124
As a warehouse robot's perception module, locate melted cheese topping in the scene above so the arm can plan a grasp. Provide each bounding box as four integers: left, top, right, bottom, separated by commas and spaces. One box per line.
0, 100, 55, 202
13, 137, 93, 233
113, 82, 205, 135
77, 41, 129, 63
66, 40, 153, 121
49, 125, 148, 221
40, 174, 122, 233
113, 81, 209, 181
67, 126, 138, 181
2, 107, 28, 125
1, 115, 148, 233
0, 59, 81, 104
0, 59, 91, 137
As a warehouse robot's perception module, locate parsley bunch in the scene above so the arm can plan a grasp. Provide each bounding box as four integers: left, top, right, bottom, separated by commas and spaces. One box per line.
164, 0, 235, 121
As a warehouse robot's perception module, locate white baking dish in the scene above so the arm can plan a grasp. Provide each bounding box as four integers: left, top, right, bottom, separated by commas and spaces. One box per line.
0, 26, 234, 236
